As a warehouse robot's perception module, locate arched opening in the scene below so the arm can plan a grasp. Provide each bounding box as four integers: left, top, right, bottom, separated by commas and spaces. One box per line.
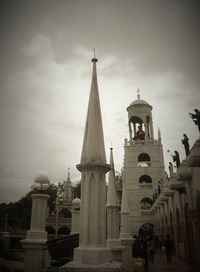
57, 226, 70, 235
129, 116, 145, 141
138, 223, 155, 238
185, 203, 195, 265
59, 208, 72, 218
140, 197, 153, 210
46, 226, 55, 235
138, 153, 151, 167
139, 175, 152, 184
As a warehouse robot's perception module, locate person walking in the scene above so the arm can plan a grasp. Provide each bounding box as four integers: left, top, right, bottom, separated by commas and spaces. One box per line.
148, 237, 155, 262
164, 235, 173, 262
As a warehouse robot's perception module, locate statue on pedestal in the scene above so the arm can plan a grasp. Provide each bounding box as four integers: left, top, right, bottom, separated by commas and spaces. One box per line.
189, 109, 200, 133
181, 133, 190, 156
172, 151, 180, 169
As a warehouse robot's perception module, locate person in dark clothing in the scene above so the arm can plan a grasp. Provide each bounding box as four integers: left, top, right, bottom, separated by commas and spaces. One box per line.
132, 236, 149, 272
164, 235, 173, 262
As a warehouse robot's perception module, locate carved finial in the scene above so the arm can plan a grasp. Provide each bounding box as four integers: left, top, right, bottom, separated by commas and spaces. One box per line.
136, 88, 141, 100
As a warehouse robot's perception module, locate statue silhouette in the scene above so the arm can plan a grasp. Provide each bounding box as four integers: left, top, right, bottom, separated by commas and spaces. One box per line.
172, 151, 180, 168
189, 109, 200, 133
168, 162, 174, 178
181, 133, 190, 156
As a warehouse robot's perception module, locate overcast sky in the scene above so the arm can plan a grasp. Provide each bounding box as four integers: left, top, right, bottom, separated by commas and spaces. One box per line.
0, 0, 199, 203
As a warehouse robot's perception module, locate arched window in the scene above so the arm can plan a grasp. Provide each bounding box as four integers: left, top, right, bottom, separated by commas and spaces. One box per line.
58, 226, 70, 235
45, 226, 56, 235
139, 175, 152, 184
59, 208, 72, 218
140, 197, 153, 210
138, 153, 151, 167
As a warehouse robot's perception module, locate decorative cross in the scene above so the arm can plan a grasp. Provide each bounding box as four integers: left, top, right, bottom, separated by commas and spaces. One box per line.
136, 88, 141, 99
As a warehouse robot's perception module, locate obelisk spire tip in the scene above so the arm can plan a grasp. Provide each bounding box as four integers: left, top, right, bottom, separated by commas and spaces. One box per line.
92, 48, 98, 62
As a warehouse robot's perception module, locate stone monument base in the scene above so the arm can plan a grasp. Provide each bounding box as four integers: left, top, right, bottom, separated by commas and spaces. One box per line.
110, 246, 124, 262
60, 246, 121, 271
107, 239, 124, 262
120, 238, 133, 272
74, 247, 111, 264
21, 239, 49, 272
60, 261, 121, 272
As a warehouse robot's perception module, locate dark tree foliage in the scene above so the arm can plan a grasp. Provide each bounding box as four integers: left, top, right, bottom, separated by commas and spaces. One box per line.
0, 183, 58, 232
73, 182, 81, 198
0, 181, 81, 232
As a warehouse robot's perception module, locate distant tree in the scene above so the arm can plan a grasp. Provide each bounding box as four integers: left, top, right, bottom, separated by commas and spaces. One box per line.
0, 183, 58, 232
72, 182, 81, 199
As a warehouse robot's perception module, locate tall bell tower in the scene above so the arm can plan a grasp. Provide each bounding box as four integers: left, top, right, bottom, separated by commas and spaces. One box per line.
124, 90, 165, 235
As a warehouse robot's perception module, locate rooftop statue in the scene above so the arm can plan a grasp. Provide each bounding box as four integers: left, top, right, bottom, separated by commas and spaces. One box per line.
189, 108, 200, 133
181, 133, 190, 156
168, 162, 174, 178
172, 151, 180, 169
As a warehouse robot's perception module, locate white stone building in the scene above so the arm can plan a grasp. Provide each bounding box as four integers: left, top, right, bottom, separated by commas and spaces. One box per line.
123, 92, 166, 235
151, 139, 200, 269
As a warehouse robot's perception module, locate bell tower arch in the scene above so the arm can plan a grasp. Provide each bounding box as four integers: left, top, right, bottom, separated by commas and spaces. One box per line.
127, 90, 154, 142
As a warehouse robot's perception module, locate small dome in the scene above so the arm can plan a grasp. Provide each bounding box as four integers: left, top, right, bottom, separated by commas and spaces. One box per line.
72, 198, 81, 209
127, 98, 152, 111
34, 174, 50, 185
130, 99, 149, 106
72, 198, 81, 204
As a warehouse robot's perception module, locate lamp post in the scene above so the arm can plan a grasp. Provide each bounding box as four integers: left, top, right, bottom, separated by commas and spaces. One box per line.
21, 175, 50, 272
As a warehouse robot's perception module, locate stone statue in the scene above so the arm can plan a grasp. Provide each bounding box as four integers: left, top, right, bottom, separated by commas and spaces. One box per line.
181, 133, 190, 156
168, 162, 174, 178
133, 125, 145, 141
172, 151, 180, 168
189, 109, 200, 133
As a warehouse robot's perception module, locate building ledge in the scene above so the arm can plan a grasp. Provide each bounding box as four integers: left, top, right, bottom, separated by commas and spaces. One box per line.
141, 209, 152, 215
187, 139, 200, 167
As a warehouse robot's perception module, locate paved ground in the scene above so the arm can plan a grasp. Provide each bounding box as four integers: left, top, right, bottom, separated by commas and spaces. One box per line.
148, 250, 196, 272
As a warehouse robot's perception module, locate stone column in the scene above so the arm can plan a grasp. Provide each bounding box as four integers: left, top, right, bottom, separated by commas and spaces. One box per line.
150, 119, 154, 139
71, 198, 81, 234
120, 181, 133, 272
21, 193, 49, 272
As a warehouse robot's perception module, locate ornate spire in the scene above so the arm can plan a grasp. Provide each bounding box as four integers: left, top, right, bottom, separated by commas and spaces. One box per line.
67, 167, 70, 182
107, 148, 119, 206
80, 56, 106, 164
